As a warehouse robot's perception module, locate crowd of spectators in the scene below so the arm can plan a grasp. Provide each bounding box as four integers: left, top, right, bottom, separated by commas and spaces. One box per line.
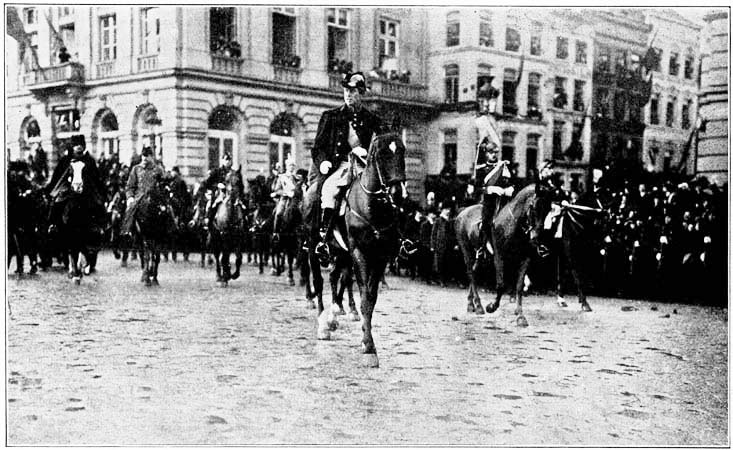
393, 172, 728, 306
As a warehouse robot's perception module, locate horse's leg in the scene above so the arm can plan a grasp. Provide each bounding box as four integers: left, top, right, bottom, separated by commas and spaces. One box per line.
286, 242, 295, 286
310, 248, 329, 340
514, 257, 531, 327
151, 247, 160, 286
346, 267, 359, 321
354, 249, 382, 368
566, 240, 592, 312
555, 240, 568, 307
326, 266, 342, 331
486, 252, 505, 314
231, 245, 242, 280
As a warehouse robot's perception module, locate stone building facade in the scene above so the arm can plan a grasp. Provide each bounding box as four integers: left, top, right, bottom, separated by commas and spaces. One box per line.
5, 6, 434, 199
697, 9, 729, 183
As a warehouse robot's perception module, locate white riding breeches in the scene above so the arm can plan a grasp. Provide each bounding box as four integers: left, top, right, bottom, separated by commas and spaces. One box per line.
321, 161, 351, 209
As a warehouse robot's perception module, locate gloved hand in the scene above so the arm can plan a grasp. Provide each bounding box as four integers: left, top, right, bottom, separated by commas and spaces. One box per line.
485, 186, 503, 195
217, 182, 226, 190
503, 186, 515, 197
352, 146, 367, 158
319, 161, 332, 175
126, 197, 135, 207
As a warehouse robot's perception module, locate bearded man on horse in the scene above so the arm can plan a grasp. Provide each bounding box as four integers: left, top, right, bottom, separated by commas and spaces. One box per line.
310, 71, 385, 261
46, 134, 105, 237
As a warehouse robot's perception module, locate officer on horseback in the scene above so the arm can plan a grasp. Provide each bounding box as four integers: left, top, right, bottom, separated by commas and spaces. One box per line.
310, 71, 384, 259
271, 157, 299, 216
474, 136, 514, 256
121, 146, 167, 237
45, 134, 105, 236
202, 151, 246, 227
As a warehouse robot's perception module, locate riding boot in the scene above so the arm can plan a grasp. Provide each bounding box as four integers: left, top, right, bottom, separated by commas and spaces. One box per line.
47, 201, 64, 234
315, 207, 334, 265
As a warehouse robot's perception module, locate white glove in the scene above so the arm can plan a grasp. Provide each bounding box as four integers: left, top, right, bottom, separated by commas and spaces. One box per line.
703, 236, 712, 244
270, 192, 278, 198
659, 236, 668, 244
485, 186, 503, 195
504, 186, 515, 197
319, 161, 332, 175
466, 184, 475, 195
217, 182, 226, 190
352, 146, 367, 158
126, 197, 135, 206
560, 200, 570, 207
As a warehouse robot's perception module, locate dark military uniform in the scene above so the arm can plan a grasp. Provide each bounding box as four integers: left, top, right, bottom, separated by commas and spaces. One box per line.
477, 159, 514, 247
121, 158, 166, 234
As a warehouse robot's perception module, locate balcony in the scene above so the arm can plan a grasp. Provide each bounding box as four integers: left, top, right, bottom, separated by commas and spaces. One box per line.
138, 55, 159, 72
273, 65, 301, 85
328, 73, 427, 103
22, 62, 85, 98
211, 55, 243, 75
96, 61, 116, 79
367, 78, 428, 102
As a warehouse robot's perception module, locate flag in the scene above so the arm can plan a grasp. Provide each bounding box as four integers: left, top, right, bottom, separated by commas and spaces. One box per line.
44, 9, 65, 55
676, 116, 707, 173
6, 6, 41, 70
475, 113, 501, 148
514, 52, 525, 88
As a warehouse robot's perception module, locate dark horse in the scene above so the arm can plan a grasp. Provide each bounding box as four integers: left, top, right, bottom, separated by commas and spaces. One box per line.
271, 190, 303, 286
53, 160, 98, 284
208, 168, 247, 286
303, 132, 407, 368
7, 163, 40, 276
133, 176, 173, 286
456, 184, 554, 326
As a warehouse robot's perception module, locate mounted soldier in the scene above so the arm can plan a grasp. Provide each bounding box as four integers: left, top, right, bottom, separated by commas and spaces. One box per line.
202, 151, 246, 228
474, 136, 514, 257
309, 71, 385, 260
270, 157, 299, 219
45, 134, 105, 236
121, 146, 168, 238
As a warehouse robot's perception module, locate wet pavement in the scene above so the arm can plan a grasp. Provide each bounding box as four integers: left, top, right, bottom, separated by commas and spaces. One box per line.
6, 251, 728, 445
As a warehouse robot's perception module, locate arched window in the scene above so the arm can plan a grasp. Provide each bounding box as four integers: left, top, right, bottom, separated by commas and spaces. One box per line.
97, 109, 119, 158
207, 106, 239, 171
269, 112, 298, 173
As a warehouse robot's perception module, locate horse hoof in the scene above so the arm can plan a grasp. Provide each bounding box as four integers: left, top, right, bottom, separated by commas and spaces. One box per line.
29, 265, 38, 275
516, 315, 529, 327
317, 328, 331, 340
120, 261, 127, 268
557, 296, 568, 307
328, 319, 339, 331
347, 312, 360, 322
333, 307, 346, 316
218, 281, 228, 288
474, 304, 485, 315
73, 277, 81, 285
152, 279, 160, 286
362, 353, 379, 368
581, 303, 592, 312
305, 299, 316, 309
231, 272, 240, 280
467, 303, 475, 313
485, 304, 498, 314
83, 265, 91, 275
145, 279, 152, 287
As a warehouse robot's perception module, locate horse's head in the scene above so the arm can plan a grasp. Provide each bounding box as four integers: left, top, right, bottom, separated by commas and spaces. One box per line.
224, 167, 244, 199
69, 160, 86, 194
365, 132, 408, 200
526, 183, 553, 243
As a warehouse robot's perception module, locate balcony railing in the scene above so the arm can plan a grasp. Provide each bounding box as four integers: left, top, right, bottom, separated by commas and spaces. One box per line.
138, 55, 159, 72
367, 78, 428, 102
211, 55, 243, 75
23, 62, 85, 87
328, 73, 427, 103
273, 65, 301, 85
96, 61, 116, 79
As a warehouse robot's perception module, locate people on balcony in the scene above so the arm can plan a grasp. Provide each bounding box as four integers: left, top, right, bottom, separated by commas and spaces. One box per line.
366, 66, 412, 84
212, 35, 241, 58
328, 58, 353, 74
58, 47, 71, 64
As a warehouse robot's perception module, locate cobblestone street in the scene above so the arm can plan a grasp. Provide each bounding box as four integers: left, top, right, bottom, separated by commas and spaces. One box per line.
6, 251, 728, 445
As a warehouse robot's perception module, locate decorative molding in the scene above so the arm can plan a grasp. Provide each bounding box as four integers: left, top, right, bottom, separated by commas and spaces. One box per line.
247, 134, 271, 145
